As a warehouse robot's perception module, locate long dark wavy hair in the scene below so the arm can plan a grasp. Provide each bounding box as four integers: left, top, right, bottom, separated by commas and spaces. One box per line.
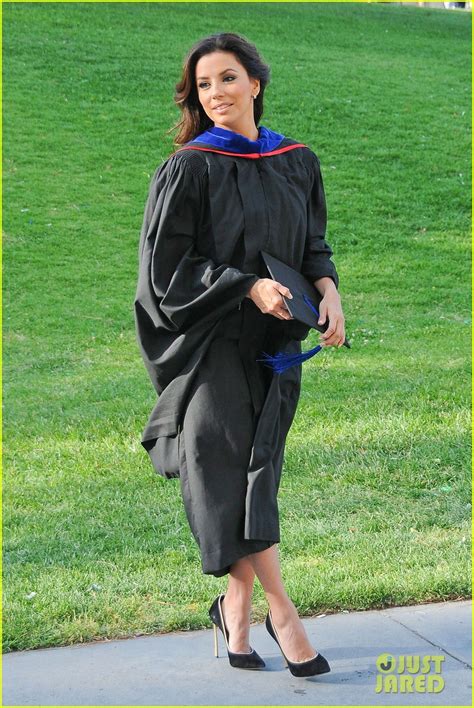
168, 32, 271, 149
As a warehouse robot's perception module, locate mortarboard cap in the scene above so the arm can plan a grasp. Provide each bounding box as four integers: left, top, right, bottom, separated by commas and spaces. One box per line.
256, 250, 350, 373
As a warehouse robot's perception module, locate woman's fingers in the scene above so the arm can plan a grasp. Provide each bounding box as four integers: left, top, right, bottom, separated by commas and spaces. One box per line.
320, 318, 338, 342
275, 291, 293, 319
320, 315, 345, 347
278, 306, 293, 319
316, 292, 345, 347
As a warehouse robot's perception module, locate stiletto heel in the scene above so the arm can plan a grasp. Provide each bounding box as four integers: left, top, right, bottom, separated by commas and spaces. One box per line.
208, 593, 265, 670
265, 609, 331, 677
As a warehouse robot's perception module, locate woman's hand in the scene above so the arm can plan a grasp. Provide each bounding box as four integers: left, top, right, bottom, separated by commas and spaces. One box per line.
246, 278, 294, 320
317, 290, 346, 348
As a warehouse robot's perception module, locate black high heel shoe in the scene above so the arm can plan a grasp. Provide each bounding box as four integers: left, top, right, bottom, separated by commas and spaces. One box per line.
208, 593, 265, 670
265, 609, 331, 677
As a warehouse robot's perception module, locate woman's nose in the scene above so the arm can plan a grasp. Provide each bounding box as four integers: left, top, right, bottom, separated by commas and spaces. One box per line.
211, 84, 225, 98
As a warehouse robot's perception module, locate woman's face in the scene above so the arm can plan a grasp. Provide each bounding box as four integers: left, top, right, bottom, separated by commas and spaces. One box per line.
195, 51, 260, 132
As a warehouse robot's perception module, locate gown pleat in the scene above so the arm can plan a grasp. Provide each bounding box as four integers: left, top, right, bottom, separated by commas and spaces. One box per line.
178, 333, 275, 576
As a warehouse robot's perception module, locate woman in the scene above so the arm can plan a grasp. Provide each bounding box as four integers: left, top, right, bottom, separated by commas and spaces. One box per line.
134, 32, 345, 677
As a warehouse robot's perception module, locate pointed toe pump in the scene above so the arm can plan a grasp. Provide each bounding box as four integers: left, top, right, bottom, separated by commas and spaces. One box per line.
208, 593, 265, 670
265, 609, 331, 677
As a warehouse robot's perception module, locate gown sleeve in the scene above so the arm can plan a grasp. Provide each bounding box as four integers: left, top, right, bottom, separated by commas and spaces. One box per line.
134, 152, 260, 332
300, 152, 340, 290
134, 152, 260, 393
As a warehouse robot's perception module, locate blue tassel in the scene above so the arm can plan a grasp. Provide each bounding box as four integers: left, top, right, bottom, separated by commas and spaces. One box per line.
256, 293, 324, 374
256, 344, 323, 373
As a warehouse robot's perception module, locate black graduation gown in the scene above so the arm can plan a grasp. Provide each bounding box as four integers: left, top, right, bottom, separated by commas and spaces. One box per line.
133, 135, 339, 577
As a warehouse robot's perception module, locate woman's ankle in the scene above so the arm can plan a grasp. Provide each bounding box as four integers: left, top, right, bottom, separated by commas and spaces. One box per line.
266, 592, 296, 620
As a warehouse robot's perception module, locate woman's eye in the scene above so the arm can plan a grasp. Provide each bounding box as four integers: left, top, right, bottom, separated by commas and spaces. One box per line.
198, 76, 234, 89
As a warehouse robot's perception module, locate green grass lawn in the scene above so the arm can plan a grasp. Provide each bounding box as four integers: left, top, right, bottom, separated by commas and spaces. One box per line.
3, 1, 471, 652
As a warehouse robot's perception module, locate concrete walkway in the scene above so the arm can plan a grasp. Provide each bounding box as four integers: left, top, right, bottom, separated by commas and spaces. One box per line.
3, 599, 471, 706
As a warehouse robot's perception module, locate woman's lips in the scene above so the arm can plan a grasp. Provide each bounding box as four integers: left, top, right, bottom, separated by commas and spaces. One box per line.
214, 104, 232, 112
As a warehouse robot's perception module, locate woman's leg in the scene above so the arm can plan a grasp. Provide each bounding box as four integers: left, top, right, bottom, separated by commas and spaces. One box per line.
221, 556, 256, 652
247, 544, 318, 662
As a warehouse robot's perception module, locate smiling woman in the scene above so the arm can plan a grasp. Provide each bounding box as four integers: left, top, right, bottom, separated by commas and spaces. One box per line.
195, 56, 260, 139
134, 31, 345, 676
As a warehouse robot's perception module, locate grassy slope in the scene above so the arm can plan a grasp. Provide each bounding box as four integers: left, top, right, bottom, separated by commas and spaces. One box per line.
3, 1, 471, 651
